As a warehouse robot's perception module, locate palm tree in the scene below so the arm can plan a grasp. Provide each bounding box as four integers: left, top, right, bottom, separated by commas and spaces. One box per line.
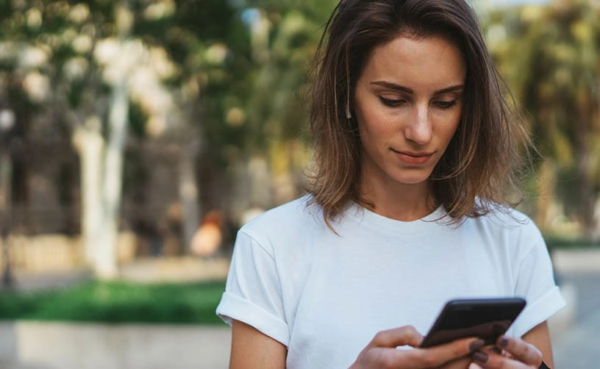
487, 0, 600, 240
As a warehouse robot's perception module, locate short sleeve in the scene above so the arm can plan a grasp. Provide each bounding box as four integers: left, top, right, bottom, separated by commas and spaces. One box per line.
216, 230, 290, 346
509, 224, 566, 337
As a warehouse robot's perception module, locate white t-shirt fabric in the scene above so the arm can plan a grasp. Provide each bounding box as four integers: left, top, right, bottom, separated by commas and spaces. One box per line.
217, 196, 565, 369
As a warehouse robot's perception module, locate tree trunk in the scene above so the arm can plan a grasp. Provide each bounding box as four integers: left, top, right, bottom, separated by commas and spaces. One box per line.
535, 160, 557, 233
73, 118, 104, 268
179, 139, 200, 253
0, 147, 14, 288
75, 0, 132, 279
575, 148, 597, 240
94, 0, 132, 279
96, 69, 129, 279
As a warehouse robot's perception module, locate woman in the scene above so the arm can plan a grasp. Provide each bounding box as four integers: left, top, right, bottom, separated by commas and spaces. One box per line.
217, 0, 565, 368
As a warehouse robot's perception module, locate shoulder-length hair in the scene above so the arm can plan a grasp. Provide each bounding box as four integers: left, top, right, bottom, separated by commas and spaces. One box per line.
306, 0, 531, 225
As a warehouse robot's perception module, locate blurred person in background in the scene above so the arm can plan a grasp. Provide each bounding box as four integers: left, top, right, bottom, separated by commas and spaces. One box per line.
190, 210, 223, 258
216, 0, 565, 368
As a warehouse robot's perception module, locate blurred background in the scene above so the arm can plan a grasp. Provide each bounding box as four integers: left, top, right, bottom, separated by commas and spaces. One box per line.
0, 0, 598, 368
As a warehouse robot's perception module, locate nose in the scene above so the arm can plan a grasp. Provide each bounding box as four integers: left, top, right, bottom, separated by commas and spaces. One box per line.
404, 104, 432, 145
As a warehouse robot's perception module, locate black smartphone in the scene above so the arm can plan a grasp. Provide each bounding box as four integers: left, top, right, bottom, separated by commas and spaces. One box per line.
420, 297, 526, 348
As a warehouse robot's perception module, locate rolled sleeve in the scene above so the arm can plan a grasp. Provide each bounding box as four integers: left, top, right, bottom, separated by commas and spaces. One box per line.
510, 227, 566, 337
216, 230, 290, 346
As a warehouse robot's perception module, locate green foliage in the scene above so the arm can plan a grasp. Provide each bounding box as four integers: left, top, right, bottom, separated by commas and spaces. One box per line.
544, 234, 600, 250
0, 0, 339, 178
486, 1, 600, 237
0, 280, 226, 325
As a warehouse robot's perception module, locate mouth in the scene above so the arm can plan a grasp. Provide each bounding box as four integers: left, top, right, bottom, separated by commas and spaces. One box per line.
391, 149, 435, 165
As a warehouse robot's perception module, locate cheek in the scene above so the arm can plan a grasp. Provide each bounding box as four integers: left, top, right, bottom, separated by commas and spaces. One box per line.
435, 111, 462, 143
357, 107, 394, 138
444, 121, 460, 142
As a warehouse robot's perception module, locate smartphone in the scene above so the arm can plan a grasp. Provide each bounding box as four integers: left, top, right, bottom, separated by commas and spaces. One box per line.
420, 297, 526, 348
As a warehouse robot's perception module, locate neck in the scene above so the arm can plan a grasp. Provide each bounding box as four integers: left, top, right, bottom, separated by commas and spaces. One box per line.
359, 181, 436, 221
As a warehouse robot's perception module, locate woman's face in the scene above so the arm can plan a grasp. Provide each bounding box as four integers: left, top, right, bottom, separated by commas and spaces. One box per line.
354, 33, 466, 195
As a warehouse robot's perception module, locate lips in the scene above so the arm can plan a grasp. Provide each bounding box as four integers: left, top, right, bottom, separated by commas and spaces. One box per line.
391, 148, 435, 165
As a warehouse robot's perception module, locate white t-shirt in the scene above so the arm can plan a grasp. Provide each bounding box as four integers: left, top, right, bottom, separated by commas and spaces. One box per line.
217, 196, 565, 369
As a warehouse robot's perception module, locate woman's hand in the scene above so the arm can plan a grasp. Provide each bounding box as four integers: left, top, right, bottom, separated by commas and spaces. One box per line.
468, 335, 543, 369
349, 325, 485, 369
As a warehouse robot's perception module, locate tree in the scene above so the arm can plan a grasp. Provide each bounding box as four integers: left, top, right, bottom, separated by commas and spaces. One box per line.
0, 0, 343, 276
0, 0, 183, 278
486, 0, 600, 239
215, 0, 338, 218
132, 0, 246, 249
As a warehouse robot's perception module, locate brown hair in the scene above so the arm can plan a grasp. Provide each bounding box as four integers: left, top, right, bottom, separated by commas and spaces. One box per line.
306, 0, 530, 225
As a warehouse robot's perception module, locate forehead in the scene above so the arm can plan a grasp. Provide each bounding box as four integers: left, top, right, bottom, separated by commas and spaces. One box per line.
360, 33, 466, 90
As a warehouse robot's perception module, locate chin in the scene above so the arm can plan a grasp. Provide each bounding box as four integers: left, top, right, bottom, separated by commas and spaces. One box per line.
392, 175, 430, 186
389, 170, 433, 186
399, 179, 429, 186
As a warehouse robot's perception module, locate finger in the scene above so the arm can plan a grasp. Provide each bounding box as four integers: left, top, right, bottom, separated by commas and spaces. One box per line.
471, 348, 537, 369
496, 336, 542, 366
369, 325, 424, 348
398, 337, 485, 368
468, 363, 484, 369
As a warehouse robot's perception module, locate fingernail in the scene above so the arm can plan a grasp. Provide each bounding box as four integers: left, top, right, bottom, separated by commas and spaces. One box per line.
498, 337, 509, 348
469, 339, 485, 352
473, 351, 489, 364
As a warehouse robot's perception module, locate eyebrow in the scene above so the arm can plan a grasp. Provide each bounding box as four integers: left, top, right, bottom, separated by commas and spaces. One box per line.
370, 81, 464, 95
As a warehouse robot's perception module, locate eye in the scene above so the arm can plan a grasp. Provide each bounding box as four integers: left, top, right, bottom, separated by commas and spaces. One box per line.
378, 96, 406, 107
433, 100, 457, 109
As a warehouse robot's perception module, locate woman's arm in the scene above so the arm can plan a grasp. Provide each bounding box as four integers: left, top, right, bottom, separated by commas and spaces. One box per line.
522, 321, 554, 368
229, 319, 287, 369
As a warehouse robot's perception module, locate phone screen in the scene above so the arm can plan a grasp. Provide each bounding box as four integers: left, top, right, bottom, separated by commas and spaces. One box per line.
420, 297, 526, 348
